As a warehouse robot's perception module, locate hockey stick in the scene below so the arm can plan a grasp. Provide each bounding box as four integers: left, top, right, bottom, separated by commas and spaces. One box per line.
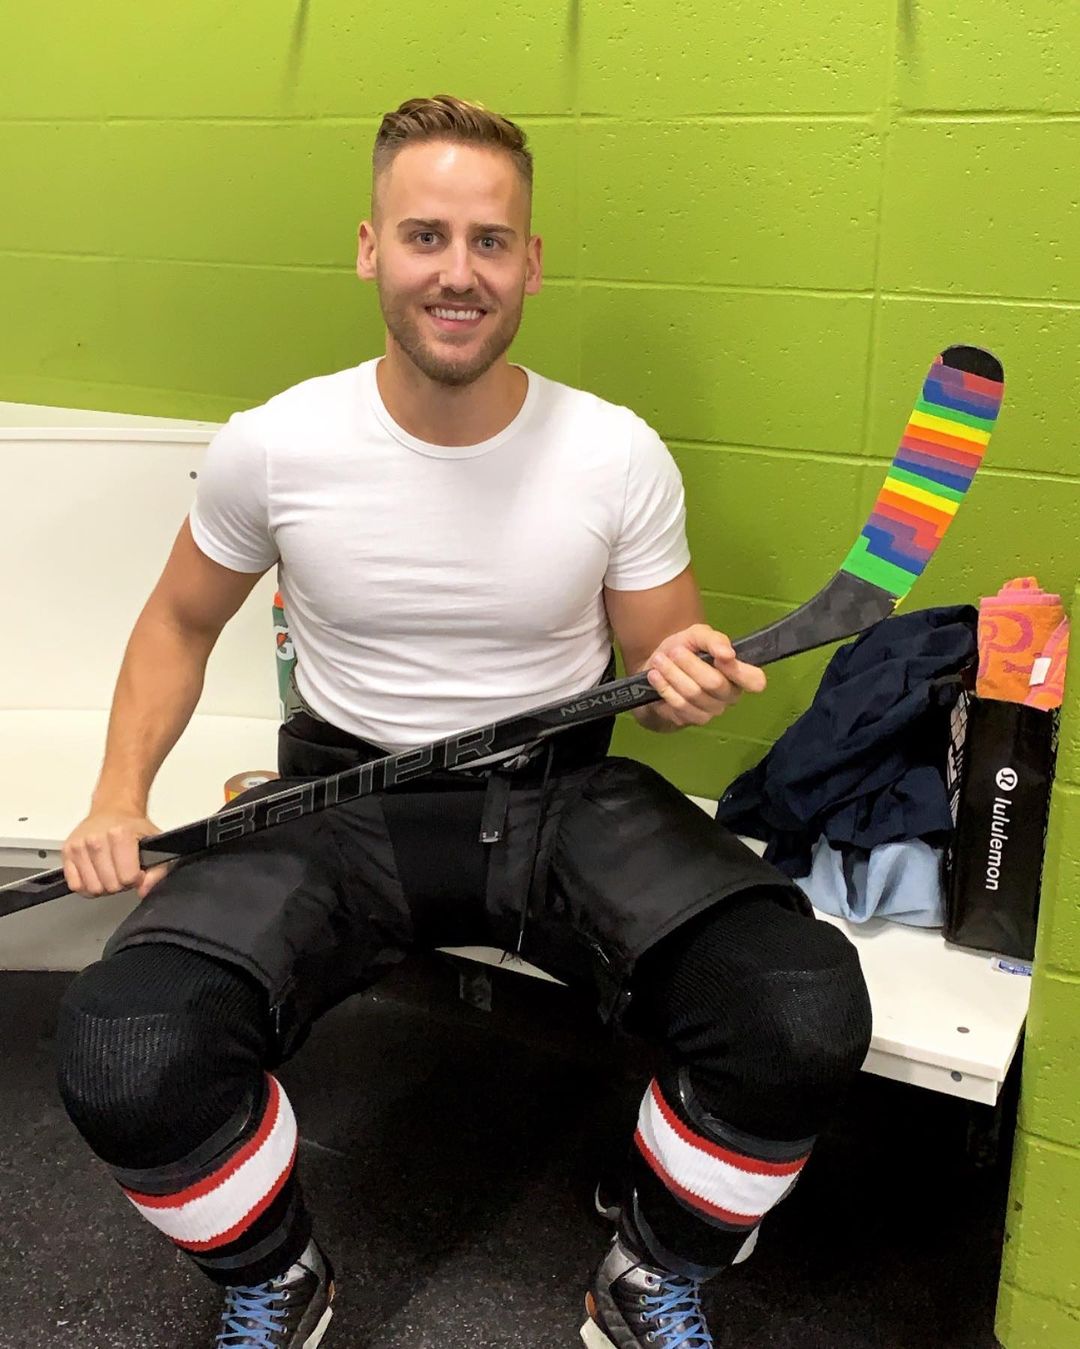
0, 344, 1004, 917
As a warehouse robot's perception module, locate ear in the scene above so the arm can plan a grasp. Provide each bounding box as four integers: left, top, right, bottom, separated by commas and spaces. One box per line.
525, 233, 543, 296
357, 219, 377, 280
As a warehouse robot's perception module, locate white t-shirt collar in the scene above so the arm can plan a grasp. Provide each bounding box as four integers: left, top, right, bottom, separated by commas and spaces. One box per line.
362, 357, 538, 460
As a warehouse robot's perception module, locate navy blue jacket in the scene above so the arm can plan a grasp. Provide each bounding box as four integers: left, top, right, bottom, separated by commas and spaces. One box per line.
715, 606, 978, 877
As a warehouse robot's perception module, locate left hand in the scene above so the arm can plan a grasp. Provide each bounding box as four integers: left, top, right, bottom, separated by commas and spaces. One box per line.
641, 624, 767, 728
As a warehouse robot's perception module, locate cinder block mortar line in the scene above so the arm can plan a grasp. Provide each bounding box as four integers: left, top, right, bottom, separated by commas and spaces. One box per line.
1000, 1280, 1080, 1311
4, 108, 1077, 126
900, 110, 1080, 123
10, 249, 1079, 312
974, 464, 1080, 487
1042, 968, 1080, 988
0, 114, 580, 127
578, 113, 875, 125
632, 442, 1079, 486
7, 109, 1079, 128
671, 728, 775, 750
698, 586, 802, 610
1000, 1279, 1080, 1319
854, 0, 903, 515
884, 289, 1080, 312
40, 110, 1080, 128
0, 248, 579, 281
0, 248, 351, 273
569, 0, 582, 389
579, 278, 873, 299
670, 439, 865, 467
0, 374, 253, 404
846, 10, 901, 611
1016, 1129, 1080, 1161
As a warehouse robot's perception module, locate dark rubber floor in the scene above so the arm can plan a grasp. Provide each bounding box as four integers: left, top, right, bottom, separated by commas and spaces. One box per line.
0, 958, 1012, 1348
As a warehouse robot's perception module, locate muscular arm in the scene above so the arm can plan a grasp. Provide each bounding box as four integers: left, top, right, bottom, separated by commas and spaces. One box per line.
604, 566, 706, 733
603, 566, 765, 733
91, 519, 269, 814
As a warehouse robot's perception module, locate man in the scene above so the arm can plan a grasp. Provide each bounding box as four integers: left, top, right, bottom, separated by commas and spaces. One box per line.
56, 96, 872, 1348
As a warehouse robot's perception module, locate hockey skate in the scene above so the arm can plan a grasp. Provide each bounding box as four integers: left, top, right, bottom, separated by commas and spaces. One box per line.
214, 1238, 334, 1348
582, 1231, 714, 1349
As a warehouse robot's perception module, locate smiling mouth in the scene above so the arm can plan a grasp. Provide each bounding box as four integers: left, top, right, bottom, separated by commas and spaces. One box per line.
426, 305, 486, 325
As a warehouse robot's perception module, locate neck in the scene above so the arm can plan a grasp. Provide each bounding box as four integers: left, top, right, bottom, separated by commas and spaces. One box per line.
375, 344, 527, 446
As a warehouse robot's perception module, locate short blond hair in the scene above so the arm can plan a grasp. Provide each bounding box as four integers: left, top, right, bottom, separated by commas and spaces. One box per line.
372, 95, 533, 206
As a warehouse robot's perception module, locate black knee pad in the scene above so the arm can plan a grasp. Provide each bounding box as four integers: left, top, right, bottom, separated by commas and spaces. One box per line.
56, 943, 268, 1168
722, 933, 868, 1111
636, 892, 873, 1138
735, 916, 873, 1088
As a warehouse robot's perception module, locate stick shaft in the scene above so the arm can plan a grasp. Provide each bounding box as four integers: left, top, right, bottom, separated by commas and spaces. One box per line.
0, 582, 889, 917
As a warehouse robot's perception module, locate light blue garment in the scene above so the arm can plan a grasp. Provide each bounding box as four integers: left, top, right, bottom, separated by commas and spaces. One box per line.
793, 837, 945, 928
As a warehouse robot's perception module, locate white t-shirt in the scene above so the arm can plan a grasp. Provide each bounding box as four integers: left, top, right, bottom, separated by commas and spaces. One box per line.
190, 359, 691, 750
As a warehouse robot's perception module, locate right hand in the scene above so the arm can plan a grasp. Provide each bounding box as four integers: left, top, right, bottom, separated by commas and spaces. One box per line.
62, 809, 171, 900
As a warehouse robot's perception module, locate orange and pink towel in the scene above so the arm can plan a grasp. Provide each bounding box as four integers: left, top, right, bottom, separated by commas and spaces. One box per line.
976, 576, 1070, 708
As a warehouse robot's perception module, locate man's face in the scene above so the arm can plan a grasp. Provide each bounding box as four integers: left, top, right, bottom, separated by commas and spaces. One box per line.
357, 141, 542, 387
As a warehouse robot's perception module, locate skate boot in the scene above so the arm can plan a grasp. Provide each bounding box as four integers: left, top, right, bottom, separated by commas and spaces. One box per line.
582, 1230, 714, 1349
214, 1238, 335, 1348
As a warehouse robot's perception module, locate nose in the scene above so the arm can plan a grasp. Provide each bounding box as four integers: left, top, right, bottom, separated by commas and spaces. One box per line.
439, 240, 477, 294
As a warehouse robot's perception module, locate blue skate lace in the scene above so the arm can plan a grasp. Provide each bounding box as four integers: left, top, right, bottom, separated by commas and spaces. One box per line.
216, 1281, 287, 1348
641, 1274, 712, 1349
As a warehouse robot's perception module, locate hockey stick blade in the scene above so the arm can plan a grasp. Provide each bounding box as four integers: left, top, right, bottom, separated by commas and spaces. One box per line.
0, 345, 1003, 917
736, 344, 1003, 665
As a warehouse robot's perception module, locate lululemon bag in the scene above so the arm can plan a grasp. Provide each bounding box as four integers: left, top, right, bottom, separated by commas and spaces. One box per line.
943, 692, 1058, 961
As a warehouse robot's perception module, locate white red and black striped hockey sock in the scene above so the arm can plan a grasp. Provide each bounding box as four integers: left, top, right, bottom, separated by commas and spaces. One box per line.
108, 1073, 308, 1285
629, 1075, 812, 1272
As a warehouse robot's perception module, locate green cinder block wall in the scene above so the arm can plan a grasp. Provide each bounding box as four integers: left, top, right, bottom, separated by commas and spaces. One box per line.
2, 3, 1078, 1342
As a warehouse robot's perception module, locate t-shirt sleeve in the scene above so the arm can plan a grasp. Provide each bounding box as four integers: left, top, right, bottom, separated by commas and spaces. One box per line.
188, 413, 278, 574
603, 415, 692, 590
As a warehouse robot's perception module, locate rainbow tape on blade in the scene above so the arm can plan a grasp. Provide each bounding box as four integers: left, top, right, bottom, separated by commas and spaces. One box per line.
842, 346, 1004, 598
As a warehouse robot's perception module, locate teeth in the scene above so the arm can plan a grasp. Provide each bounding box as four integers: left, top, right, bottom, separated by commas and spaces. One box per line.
431, 307, 482, 321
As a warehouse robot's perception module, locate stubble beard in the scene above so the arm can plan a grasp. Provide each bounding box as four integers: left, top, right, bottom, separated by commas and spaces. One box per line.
376, 276, 526, 388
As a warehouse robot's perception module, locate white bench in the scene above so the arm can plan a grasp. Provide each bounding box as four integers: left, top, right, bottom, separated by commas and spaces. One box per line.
0, 401, 1031, 1108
